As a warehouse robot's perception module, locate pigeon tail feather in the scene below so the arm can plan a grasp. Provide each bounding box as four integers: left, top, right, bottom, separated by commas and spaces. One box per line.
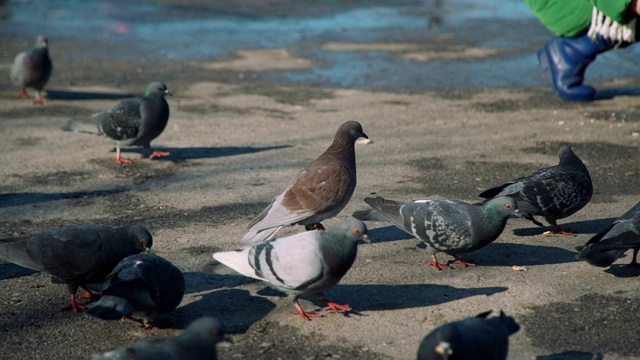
61, 119, 101, 135
201, 259, 244, 276
351, 209, 389, 222
240, 226, 282, 247
87, 295, 134, 320
0, 238, 43, 271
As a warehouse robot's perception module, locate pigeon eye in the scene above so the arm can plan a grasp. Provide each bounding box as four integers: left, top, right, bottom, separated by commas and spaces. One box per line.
354, 228, 361, 234
505, 204, 512, 209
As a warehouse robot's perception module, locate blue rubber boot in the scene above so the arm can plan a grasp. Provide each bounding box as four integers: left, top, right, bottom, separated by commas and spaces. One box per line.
538, 33, 615, 102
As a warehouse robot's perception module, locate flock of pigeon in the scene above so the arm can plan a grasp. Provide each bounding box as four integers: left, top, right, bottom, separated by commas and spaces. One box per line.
4, 35, 640, 360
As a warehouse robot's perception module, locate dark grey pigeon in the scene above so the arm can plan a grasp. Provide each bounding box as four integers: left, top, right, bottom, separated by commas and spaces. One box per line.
417, 310, 520, 360
10, 35, 53, 105
88, 253, 185, 328
0, 224, 152, 312
206, 219, 369, 321
241, 121, 368, 246
576, 201, 640, 268
353, 196, 518, 270
87, 316, 226, 360
479, 145, 592, 235
61, 81, 172, 164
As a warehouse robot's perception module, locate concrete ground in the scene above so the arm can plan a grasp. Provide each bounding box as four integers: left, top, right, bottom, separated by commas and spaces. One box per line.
1, 1, 640, 359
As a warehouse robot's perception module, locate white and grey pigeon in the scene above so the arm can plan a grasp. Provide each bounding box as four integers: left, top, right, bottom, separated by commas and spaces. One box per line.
205, 219, 369, 321
10, 35, 53, 105
87, 253, 185, 329
86, 316, 227, 360
478, 145, 592, 235
353, 196, 518, 270
61, 81, 172, 164
240, 121, 368, 246
576, 201, 640, 268
0, 224, 152, 312
417, 310, 520, 360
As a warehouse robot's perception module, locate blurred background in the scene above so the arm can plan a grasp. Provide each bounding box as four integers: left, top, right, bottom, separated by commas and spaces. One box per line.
1, 0, 640, 91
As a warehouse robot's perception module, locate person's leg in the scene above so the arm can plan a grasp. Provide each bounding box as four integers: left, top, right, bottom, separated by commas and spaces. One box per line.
526, 0, 638, 101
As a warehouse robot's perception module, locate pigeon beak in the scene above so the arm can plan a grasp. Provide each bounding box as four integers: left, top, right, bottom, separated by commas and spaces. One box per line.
361, 131, 369, 139
165, 89, 173, 96
359, 234, 371, 244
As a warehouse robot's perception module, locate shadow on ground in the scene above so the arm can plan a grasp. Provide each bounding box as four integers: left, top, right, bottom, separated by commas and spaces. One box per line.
167, 288, 276, 332
595, 86, 640, 100
0, 263, 38, 280
121, 145, 291, 162
536, 351, 603, 360
47, 89, 135, 101
0, 189, 125, 208
323, 284, 508, 312
512, 217, 617, 237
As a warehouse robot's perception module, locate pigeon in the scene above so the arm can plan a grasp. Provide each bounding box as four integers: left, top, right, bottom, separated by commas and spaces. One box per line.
240, 121, 368, 246
576, 201, 640, 268
61, 81, 172, 164
86, 316, 227, 360
478, 145, 592, 235
0, 224, 152, 312
10, 35, 53, 105
205, 219, 369, 321
417, 310, 520, 360
353, 196, 518, 270
87, 253, 185, 328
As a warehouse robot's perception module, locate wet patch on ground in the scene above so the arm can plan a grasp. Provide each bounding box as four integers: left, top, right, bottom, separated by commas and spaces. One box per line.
408, 157, 542, 199
408, 141, 640, 201
520, 293, 640, 357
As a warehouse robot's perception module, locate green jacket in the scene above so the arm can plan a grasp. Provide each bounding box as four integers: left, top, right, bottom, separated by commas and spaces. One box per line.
526, 0, 634, 36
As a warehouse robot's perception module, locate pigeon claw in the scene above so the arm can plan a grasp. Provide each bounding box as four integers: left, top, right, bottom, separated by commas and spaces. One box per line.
293, 302, 322, 321
33, 96, 46, 105
321, 301, 352, 314
62, 297, 86, 312
17, 88, 29, 99
149, 150, 170, 160
78, 286, 99, 302
428, 256, 451, 270
449, 258, 476, 267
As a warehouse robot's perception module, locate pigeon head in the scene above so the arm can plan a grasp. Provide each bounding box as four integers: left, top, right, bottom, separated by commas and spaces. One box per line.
182, 316, 228, 345
340, 120, 368, 142
486, 196, 519, 218
35, 35, 48, 49
124, 225, 153, 252
145, 81, 172, 97
330, 219, 370, 243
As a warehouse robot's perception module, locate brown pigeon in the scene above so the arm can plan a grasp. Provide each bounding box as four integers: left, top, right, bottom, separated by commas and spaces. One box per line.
10, 35, 53, 105
0, 224, 152, 312
241, 121, 368, 246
